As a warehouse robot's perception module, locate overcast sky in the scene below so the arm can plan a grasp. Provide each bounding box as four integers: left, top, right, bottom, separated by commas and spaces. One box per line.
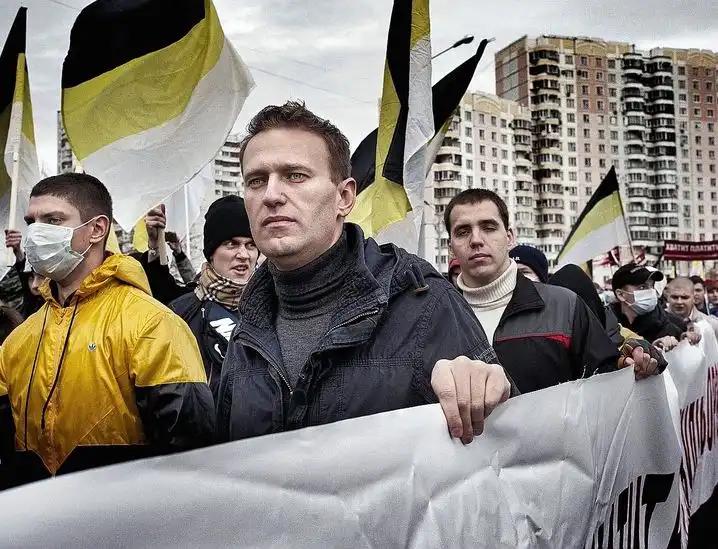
1, 0, 717, 175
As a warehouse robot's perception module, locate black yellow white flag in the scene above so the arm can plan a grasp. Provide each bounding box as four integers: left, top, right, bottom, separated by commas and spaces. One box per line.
347, 0, 433, 237
556, 167, 630, 268
61, 0, 253, 230
1, 7, 39, 272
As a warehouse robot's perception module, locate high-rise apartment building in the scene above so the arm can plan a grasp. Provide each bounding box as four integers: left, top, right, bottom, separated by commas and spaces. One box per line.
494, 36, 718, 265
213, 134, 244, 197
56, 111, 78, 174
423, 91, 534, 272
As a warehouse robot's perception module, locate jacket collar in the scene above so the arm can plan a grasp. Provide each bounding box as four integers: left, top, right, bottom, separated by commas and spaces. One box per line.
501, 272, 544, 322
237, 224, 395, 352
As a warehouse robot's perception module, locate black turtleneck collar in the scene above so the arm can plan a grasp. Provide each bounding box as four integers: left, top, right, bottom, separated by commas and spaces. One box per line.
269, 232, 350, 319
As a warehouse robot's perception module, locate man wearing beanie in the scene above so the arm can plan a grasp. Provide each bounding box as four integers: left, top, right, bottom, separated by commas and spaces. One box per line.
445, 188, 659, 394
141, 195, 258, 396
509, 244, 548, 283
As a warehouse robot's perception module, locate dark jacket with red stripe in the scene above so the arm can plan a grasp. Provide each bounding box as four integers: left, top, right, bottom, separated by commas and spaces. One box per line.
491, 273, 619, 394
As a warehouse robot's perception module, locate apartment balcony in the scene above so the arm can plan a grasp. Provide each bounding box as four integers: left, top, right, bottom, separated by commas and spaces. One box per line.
529, 49, 560, 64
531, 78, 560, 92
625, 117, 646, 131
514, 140, 532, 153
510, 118, 532, 133
646, 59, 672, 76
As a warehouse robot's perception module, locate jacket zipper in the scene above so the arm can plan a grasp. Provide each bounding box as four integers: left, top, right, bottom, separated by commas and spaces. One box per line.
327, 308, 380, 334
239, 338, 293, 396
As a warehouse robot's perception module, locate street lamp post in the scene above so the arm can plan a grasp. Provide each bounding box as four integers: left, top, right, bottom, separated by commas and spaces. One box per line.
432, 35, 475, 60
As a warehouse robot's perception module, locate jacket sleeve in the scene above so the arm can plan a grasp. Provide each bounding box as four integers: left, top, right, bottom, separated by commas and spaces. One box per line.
215, 338, 238, 443
131, 310, 215, 452
137, 251, 191, 305
570, 297, 620, 379
416, 285, 519, 403
173, 252, 197, 285
0, 348, 17, 489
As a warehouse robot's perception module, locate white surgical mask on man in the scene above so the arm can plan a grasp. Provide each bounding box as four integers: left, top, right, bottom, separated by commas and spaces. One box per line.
24, 218, 96, 281
628, 288, 658, 315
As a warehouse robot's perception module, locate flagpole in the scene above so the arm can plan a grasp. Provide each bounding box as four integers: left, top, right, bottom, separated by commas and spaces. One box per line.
183, 184, 191, 261
5, 90, 23, 268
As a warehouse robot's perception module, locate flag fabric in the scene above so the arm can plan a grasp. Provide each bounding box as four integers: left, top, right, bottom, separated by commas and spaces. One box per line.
61, 0, 253, 230
132, 164, 211, 253
0, 7, 39, 275
349, 36, 489, 244
347, 0, 433, 237
556, 166, 631, 268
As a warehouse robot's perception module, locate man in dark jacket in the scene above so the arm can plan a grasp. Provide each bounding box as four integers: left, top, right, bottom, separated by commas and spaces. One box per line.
141, 196, 258, 397
611, 263, 686, 342
446, 189, 659, 394
217, 101, 513, 445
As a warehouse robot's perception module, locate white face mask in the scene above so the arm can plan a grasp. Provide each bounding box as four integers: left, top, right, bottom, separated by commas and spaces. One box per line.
24, 218, 96, 282
628, 288, 658, 315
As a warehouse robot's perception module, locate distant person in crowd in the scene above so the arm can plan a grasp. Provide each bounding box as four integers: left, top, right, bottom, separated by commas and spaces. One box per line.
217, 101, 515, 446
707, 279, 718, 317
447, 258, 461, 288
4, 229, 44, 317
666, 277, 718, 341
142, 196, 258, 397
446, 188, 658, 394
611, 264, 687, 343
164, 231, 197, 284
549, 264, 672, 372
690, 275, 708, 314
0, 305, 23, 345
0, 173, 213, 489
508, 244, 548, 283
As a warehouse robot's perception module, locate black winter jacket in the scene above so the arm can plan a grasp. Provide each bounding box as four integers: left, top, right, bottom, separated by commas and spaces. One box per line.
216, 224, 512, 442
611, 302, 686, 343
169, 293, 237, 398
491, 274, 619, 394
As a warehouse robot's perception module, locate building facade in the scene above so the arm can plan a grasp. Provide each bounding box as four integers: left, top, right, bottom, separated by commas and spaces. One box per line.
494, 35, 718, 265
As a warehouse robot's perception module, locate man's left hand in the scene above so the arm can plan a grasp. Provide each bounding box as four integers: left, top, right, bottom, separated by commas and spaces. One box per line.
431, 357, 511, 445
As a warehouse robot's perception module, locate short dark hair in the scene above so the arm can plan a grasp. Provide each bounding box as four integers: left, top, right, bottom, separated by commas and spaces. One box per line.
30, 173, 113, 222
444, 188, 510, 234
239, 100, 351, 183
689, 275, 705, 287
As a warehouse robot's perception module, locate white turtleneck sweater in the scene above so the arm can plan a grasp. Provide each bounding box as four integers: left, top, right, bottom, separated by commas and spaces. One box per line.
457, 260, 518, 343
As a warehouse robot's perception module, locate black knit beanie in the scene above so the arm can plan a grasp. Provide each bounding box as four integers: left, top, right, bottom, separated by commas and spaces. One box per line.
203, 195, 252, 259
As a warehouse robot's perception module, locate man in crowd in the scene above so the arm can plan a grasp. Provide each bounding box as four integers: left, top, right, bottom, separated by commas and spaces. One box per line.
612, 264, 686, 342
666, 277, 718, 341
5, 229, 44, 317
142, 195, 259, 397
0, 173, 214, 488
217, 101, 513, 445
707, 279, 718, 317
445, 189, 656, 394
690, 275, 708, 314
508, 244, 548, 283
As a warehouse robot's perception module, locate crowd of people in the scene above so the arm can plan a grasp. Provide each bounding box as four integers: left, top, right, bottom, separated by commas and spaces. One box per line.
0, 101, 705, 491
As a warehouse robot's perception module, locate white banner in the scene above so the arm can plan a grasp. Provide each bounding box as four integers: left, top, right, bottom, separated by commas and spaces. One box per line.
0, 367, 684, 548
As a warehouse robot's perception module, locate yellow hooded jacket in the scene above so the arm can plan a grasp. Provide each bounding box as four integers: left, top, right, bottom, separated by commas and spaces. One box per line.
0, 254, 214, 485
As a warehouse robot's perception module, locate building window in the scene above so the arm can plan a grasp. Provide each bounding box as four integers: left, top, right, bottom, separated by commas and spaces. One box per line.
567, 113, 576, 123
569, 157, 577, 166
501, 119, 507, 128
580, 56, 588, 65
694, 94, 701, 102
466, 159, 473, 169
492, 164, 498, 173
492, 147, 498, 157
568, 127, 576, 137
611, 145, 619, 154
599, 144, 606, 153
609, 87, 617, 97
597, 100, 604, 111
465, 127, 472, 137
568, 142, 576, 152
479, 114, 485, 124
466, 175, 473, 186
567, 99, 575, 108
584, 158, 592, 167
479, 145, 485, 154
581, 85, 589, 95
501, 150, 508, 159
565, 54, 574, 64
583, 114, 590, 123
599, 158, 606, 168
479, 129, 485, 139
584, 143, 591, 153
678, 66, 685, 75
596, 71, 603, 80
501, 135, 508, 144
608, 73, 616, 83
492, 131, 497, 141
464, 110, 472, 121
480, 161, 486, 170
502, 165, 508, 175
465, 143, 473, 153
582, 99, 590, 109
693, 81, 700, 90
583, 128, 591, 138
491, 116, 497, 126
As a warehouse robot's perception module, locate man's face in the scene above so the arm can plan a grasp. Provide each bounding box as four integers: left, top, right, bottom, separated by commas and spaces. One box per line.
694, 283, 706, 307
29, 271, 45, 296
449, 200, 515, 287
615, 281, 653, 306
25, 195, 94, 258
708, 287, 718, 305
668, 284, 695, 317
210, 236, 259, 284
242, 128, 355, 271
516, 263, 539, 282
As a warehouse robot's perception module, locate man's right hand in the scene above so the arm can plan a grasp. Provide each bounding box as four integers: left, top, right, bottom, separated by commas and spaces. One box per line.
144, 205, 166, 250
4, 229, 24, 262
